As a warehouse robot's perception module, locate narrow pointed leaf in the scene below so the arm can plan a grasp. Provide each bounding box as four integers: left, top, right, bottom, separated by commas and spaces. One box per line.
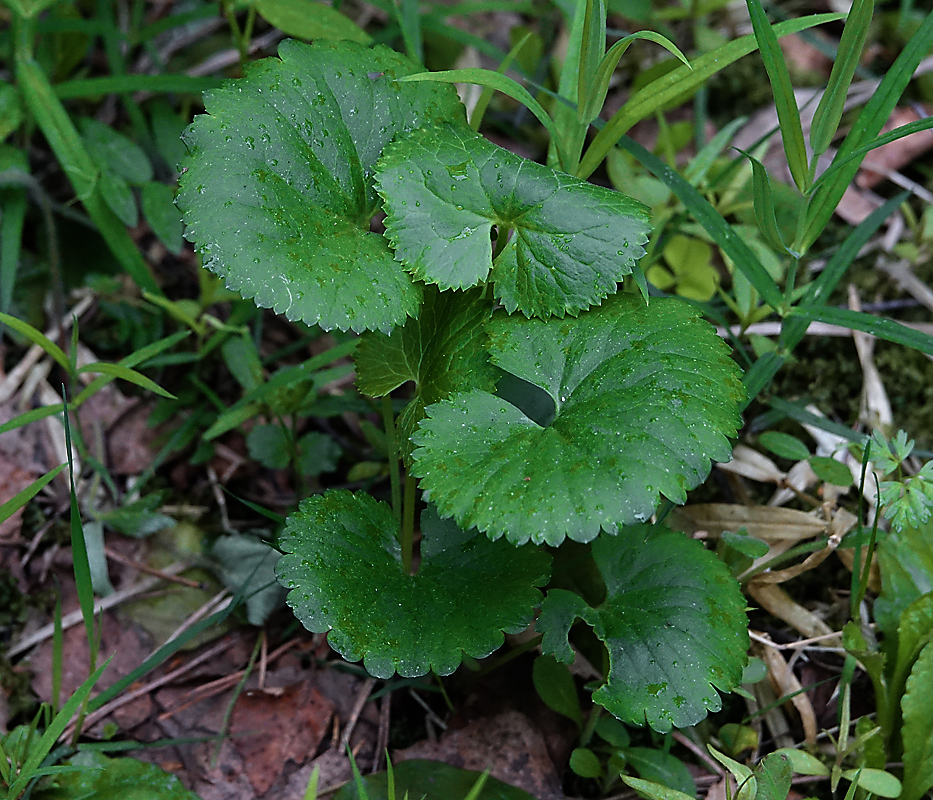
809, 0, 873, 157
178, 40, 465, 333
577, 13, 843, 179
787, 306, 933, 357
355, 285, 496, 458
745, 0, 809, 192
412, 294, 744, 546
799, 10, 933, 252
376, 123, 650, 318
275, 493, 551, 678
740, 150, 791, 254
539, 524, 749, 731
616, 136, 784, 310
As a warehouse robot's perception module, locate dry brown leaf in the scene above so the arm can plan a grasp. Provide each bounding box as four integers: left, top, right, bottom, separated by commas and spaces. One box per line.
672, 504, 827, 542
754, 640, 818, 746
747, 583, 834, 640
717, 445, 786, 484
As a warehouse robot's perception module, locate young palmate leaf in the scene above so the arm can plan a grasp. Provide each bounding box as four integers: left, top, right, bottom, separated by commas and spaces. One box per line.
177, 39, 465, 333
376, 122, 650, 318
275, 492, 550, 677
412, 294, 744, 545
355, 285, 497, 458
538, 524, 748, 732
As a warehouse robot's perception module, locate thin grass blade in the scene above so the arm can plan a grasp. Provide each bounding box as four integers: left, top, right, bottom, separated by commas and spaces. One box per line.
788, 305, 933, 356
0, 464, 66, 525
77, 361, 176, 399
798, 10, 933, 252
394, 0, 423, 64
781, 192, 906, 351
0, 311, 70, 373
745, 0, 810, 192
617, 135, 784, 309
810, 0, 874, 158
581, 31, 689, 125
577, 13, 842, 179
399, 69, 566, 168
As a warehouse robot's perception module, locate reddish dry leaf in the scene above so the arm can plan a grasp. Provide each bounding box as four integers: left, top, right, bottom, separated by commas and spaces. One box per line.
857, 105, 933, 189
230, 681, 335, 796
395, 710, 564, 800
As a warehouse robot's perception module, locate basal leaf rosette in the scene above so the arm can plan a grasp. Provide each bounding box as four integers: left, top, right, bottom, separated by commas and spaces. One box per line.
355, 285, 497, 460
275, 491, 550, 678
375, 123, 650, 319
539, 524, 749, 732
411, 294, 744, 545
177, 40, 465, 333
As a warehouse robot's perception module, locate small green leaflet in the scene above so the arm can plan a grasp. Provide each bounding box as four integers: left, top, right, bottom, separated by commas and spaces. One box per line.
275, 492, 550, 678
376, 122, 650, 319
538, 523, 749, 732
355, 285, 497, 460
411, 294, 744, 545
177, 39, 465, 333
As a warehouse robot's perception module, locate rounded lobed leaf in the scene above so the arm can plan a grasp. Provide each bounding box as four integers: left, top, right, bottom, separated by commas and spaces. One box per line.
177, 40, 465, 333
375, 123, 650, 318
275, 491, 551, 678
411, 294, 745, 545
538, 524, 749, 732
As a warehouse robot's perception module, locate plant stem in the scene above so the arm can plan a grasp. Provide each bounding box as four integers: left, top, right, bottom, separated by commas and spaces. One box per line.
401, 469, 417, 575
382, 394, 402, 525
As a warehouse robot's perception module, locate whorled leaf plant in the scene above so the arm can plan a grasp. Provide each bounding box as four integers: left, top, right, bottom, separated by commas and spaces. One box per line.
178, 38, 749, 731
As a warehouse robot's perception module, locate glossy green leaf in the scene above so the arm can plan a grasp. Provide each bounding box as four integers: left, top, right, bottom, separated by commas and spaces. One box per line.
355, 285, 496, 459
212, 533, 287, 626
840, 768, 901, 798
412, 294, 744, 546
758, 431, 809, 460
79, 117, 153, 185
569, 748, 603, 778
875, 523, 933, 639
376, 122, 649, 318
620, 777, 694, 800
533, 654, 582, 726
901, 643, 933, 800
178, 40, 465, 333
757, 753, 793, 800
141, 181, 183, 255
745, 0, 809, 192
808, 456, 852, 486
333, 759, 535, 800
623, 747, 696, 797
809, 0, 873, 157
772, 748, 829, 776
539, 524, 748, 731
798, 10, 933, 252
275, 493, 550, 678
32, 750, 199, 799
253, 0, 371, 43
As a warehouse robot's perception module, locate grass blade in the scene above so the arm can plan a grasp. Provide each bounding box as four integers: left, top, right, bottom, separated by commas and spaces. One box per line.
577, 13, 843, 179
780, 192, 906, 352
77, 361, 177, 399
54, 74, 221, 99
617, 135, 784, 309
394, 0, 423, 64
809, 0, 874, 158
581, 31, 689, 125
739, 149, 792, 254
0, 403, 65, 435
788, 305, 933, 356
399, 68, 567, 169
17, 59, 161, 294
0, 310, 70, 373
0, 464, 66, 526
745, 0, 810, 193
798, 9, 933, 252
